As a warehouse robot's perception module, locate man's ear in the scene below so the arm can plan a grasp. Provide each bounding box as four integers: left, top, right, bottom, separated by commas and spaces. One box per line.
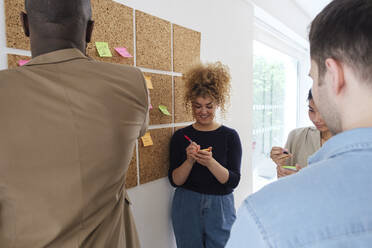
325, 58, 345, 96
86, 20, 94, 43
20, 12, 30, 37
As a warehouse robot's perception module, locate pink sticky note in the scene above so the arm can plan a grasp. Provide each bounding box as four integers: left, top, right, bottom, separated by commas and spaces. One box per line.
114, 47, 133, 58
149, 104, 153, 110
18, 60, 30, 66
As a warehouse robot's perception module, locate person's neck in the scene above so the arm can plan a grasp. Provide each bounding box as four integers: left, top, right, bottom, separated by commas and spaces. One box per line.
193, 121, 220, 131
320, 130, 332, 141
341, 90, 372, 132
342, 117, 372, 131
30, 38, 85, 58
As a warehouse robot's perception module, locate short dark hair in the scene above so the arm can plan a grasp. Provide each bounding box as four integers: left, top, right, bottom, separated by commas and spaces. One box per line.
307, 89, 313, 102
25, 0, 92, 23
309, 0, 372, 82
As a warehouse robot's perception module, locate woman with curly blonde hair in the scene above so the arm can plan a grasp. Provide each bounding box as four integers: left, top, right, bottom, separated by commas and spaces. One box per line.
168, 62, 242, 248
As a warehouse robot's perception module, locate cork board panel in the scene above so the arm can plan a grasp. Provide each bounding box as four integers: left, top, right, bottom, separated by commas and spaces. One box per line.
86, 0, 134, 66
125, 148, 138, 189
136, 10, 171, 71
139, 128, 172, 184
145, 73, 172, 125
173, 24, 201, 73
174, 77, 193, 123
5, 0, 29, 50
7, 54, 31, 69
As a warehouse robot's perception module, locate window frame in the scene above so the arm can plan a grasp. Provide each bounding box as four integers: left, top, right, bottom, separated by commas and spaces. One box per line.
252, 9, 311, 192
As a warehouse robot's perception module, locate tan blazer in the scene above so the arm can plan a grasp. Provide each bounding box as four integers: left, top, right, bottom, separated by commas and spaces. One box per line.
0, 48, 149, 248
285, 127, 321, 168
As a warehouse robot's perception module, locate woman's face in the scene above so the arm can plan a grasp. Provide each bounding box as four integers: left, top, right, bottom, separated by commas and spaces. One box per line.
308, 99, 329, 132
192, 96, 217, 126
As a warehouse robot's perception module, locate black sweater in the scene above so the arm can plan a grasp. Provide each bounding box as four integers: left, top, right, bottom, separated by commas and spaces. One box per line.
168, 125, 242, 195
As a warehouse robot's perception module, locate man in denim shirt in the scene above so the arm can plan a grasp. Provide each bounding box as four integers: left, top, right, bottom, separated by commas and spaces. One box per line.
226, 0, 372, 247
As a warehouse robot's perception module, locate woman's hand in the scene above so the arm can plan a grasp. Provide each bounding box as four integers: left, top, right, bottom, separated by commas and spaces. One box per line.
276, 164, 301, 178
186, 142, 200, 163
194, 147, 215, 168
172, 142, 200, 186
270, 146, 292, 166
195, 147, 230, 184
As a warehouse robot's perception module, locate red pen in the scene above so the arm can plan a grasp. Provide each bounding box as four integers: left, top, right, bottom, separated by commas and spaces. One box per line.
184, 135, 193, 144
184, 135, 211, 152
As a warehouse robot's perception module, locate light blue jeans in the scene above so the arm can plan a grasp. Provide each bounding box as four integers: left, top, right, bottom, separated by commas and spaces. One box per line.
171, 188, 236, 248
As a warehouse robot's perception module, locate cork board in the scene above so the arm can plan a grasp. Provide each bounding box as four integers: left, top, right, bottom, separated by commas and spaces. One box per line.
139, 128, 172, 184
125, 148, 138, 189
174, 77, 193, 123
7, 54, 31, 69
145, 73, 172, 125
173, 24, 201, 73
5, 0, 29, 50
136, 10, 171, 71
87, 0, 134, 66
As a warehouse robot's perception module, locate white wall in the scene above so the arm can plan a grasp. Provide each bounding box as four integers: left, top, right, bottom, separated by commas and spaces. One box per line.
251, 0, 312, 40
0, 0, 313, 247
114, 0, 254, 247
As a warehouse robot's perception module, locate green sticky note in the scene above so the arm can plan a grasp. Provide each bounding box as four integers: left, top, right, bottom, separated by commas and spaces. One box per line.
159, 105, 171, 116
282, 166, 297, 171
95, 42, 112, 57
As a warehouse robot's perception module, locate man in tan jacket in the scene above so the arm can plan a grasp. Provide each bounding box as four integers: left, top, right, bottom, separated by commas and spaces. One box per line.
0, 0, 148, 247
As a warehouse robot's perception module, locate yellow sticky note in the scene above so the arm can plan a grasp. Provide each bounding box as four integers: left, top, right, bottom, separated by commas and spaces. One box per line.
145, 76, 153, 89
159, 105, 171, 116
95, 42, 112, 57
141, 132, 153, 147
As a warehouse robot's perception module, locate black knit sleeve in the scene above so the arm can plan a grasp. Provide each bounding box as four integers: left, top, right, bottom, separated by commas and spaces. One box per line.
225, 129, 242, 188
168, 130, 185, 187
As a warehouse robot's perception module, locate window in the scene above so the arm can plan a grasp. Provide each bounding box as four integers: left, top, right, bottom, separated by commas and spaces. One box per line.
252, 41, 298, 192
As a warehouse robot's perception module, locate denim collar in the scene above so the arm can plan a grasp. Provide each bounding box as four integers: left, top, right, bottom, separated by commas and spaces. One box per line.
309, 127, 372, 164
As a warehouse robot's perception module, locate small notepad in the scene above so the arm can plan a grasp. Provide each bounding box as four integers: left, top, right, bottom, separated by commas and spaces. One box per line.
95, 42, 112, 57
145, 76, 154, 89
159, 105, 171, 116
141, 132, 154, 147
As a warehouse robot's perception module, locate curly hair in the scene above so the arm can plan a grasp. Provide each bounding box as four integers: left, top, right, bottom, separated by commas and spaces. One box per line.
183, 62, 231, 115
